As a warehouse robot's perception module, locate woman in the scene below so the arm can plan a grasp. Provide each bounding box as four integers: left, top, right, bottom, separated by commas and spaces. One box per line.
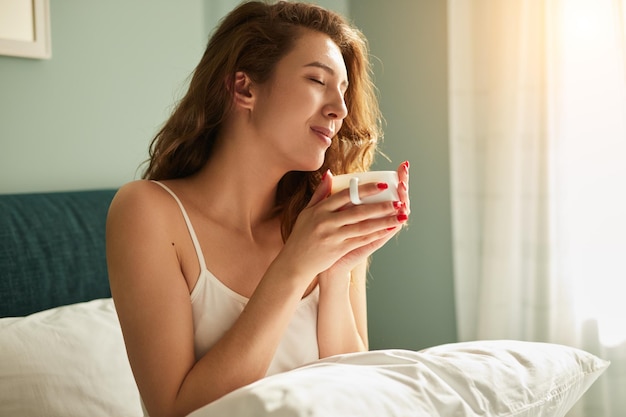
106, 2, 410, 416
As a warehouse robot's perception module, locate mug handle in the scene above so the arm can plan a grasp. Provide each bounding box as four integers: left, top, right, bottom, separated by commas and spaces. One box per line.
349, 177, 363, 205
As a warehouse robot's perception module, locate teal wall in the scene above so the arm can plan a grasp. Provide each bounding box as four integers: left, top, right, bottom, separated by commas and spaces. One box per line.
352, 0, 457, 350
0, 0, 207, 193
0, 0, 456, 349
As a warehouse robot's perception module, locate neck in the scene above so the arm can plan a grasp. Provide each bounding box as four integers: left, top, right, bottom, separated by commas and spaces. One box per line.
187, 132, 287, 237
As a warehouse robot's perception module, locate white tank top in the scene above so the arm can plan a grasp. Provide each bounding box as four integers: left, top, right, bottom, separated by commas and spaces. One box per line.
153, 181, 320, 375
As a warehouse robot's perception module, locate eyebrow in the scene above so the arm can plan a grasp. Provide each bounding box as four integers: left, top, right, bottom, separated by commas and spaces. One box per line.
304, 61, 349, 88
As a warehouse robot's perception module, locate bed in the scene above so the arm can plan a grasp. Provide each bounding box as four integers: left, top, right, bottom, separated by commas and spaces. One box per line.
0, 189, 609, 417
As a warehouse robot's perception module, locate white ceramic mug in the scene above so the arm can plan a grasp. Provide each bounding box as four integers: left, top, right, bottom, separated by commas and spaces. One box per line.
331, 171, 399, 205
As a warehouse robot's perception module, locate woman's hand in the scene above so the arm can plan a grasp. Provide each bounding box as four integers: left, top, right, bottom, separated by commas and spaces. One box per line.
282, 162, 410, 280
323, 161, 411, 275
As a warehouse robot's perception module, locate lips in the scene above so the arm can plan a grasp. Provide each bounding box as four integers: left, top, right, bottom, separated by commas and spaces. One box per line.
311, 126, 333, 146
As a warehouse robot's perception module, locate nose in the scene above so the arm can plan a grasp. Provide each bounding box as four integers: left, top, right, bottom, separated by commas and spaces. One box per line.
324, 91, 348, 120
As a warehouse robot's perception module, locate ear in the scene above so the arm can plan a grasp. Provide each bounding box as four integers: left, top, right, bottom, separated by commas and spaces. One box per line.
232, 71, 255, 110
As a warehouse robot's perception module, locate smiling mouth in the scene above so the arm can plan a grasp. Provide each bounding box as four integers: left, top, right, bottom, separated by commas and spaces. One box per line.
311, 127, 333, 146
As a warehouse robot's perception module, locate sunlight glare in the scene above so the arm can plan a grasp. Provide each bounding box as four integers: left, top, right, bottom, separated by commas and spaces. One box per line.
555, 0, 626, 348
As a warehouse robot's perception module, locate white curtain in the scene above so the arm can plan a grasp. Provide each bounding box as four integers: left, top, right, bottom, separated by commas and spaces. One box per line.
448, 1, 626, 416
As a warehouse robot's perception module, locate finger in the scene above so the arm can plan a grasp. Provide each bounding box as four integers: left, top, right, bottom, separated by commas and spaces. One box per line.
324, 181, 394, 212
398, 181, 410, 214
306, 169, 332, 208
397, 161, 409, 187
397, 161, 410, 214
335, 229, 399, 267
339, 210, 408, 239
340, 220, 405, 254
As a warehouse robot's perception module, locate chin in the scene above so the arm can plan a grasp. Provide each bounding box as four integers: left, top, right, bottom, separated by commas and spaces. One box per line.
303, 158, 326, 173
290, 155, 325, 173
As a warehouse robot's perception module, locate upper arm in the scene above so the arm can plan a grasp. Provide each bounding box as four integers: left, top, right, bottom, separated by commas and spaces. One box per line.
106, 181, 196, 414
350, 261, 369, 349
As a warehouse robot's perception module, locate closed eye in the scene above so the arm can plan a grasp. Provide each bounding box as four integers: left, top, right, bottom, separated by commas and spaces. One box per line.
308, 77, 325, 86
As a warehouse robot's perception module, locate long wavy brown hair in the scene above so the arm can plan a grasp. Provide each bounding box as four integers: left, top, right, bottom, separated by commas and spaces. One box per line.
143, 1, 382, 240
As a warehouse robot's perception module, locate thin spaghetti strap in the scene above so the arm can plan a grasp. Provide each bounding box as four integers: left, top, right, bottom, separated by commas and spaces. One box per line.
151, 181, 208, 271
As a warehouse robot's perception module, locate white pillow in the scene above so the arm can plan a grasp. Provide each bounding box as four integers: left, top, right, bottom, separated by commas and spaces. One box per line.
0, 300, 608, 417
188, 340, 609, 417
0, 298, 142, 417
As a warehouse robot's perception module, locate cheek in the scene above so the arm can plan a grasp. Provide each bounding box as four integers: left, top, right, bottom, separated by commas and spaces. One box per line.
334, 119, 344, 136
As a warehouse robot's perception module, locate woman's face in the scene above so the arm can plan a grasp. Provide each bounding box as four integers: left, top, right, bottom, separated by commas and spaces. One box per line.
250, 29, 349, 172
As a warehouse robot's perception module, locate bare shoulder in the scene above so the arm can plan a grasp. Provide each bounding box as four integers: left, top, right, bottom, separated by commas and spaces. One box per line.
106, 180, 183, 281
106, 178, 196, 308
107, 180, 188, 237
109, 180, 174, 220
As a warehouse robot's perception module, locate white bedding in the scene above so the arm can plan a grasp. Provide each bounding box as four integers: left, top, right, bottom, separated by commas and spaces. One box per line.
0, 298, 610, 417
189, 341, 609, 417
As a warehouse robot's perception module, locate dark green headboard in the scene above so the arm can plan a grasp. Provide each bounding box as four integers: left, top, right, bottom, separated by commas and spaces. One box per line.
0, 189, 117, 317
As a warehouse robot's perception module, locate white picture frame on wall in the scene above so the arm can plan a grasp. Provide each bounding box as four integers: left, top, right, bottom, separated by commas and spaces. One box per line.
0, 0, 51, 59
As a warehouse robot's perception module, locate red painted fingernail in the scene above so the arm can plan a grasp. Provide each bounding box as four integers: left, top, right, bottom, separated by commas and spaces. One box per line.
402, 161, 410, 169
386, 226, 398, 231
377, 182, 388, 190
397, 213, 408, 222
393, 201, 404, 210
